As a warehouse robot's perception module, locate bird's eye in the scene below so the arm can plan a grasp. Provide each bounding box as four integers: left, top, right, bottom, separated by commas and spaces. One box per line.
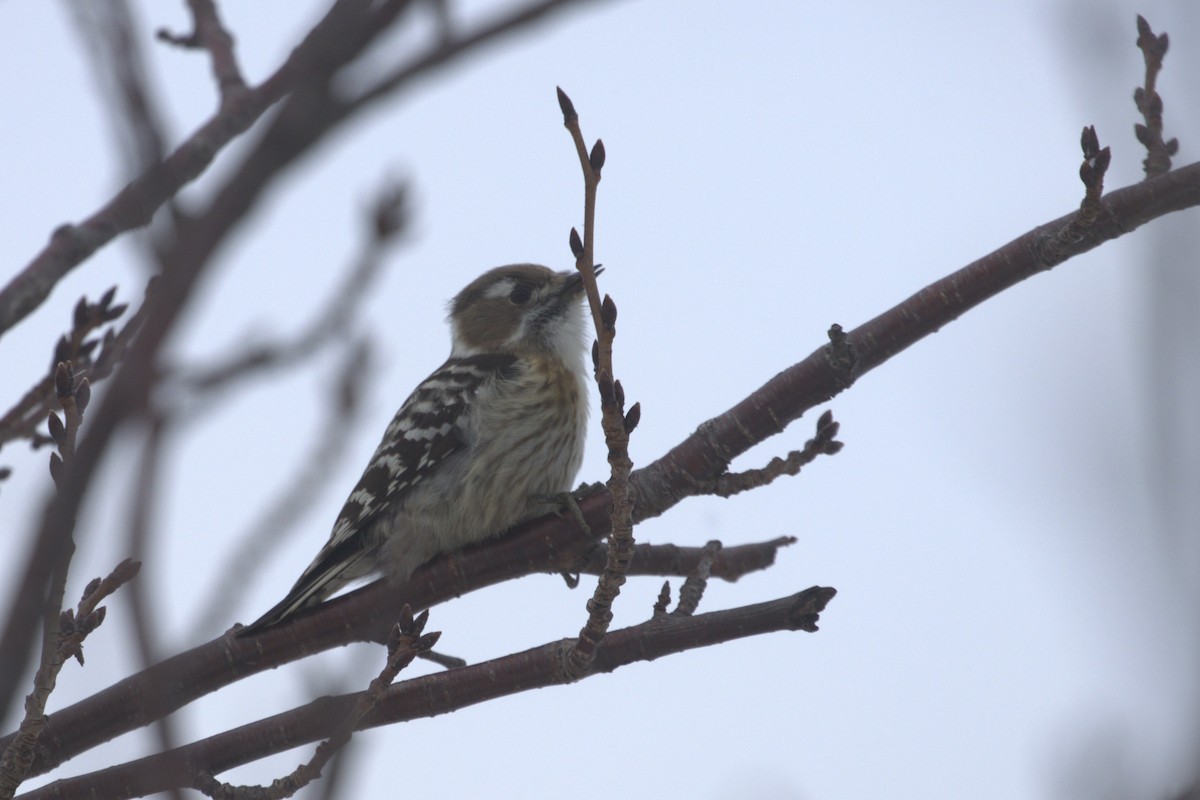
508, 284, 533, 305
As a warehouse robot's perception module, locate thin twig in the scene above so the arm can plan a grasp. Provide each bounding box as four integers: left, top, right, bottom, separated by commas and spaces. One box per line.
157, 0, 247, 103
555, 88, 637, 680
181, 182, 405, 396
694, 411, 842, 499
0, 286, 131, 452
0, 547, 138, 800
61, 558, 142, 666
0, 364, 92, 798
194, 607, 437, 800
1133, 15, 1176, 179
651, 582, 671, 619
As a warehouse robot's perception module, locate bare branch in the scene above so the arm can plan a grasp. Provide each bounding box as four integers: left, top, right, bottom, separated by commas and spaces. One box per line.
3, 490, 791, 781
66, 0, 170, 175
0, 365, 99, 798
628, 159, 1200, 524
20, 589, 834, 800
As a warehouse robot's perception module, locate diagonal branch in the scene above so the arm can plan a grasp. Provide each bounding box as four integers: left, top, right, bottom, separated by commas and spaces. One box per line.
7, 518, 790, 779
628, 159, 1200, 523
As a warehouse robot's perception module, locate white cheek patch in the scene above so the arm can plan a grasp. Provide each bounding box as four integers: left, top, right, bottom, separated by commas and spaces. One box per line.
484, 279, 515, 300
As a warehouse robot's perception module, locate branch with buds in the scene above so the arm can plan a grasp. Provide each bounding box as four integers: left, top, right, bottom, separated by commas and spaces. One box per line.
0, 361, 140, 797
1134, 15, 1176, 178
555, 87, 641, 679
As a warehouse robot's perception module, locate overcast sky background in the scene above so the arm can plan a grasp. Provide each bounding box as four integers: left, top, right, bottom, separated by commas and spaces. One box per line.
2, 1, 1199, 798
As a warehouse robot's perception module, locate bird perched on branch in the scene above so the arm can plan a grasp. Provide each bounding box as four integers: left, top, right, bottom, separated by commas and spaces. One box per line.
241, 264, 592, 634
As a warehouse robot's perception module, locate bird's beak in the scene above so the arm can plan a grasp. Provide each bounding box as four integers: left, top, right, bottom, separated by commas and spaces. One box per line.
560, 266, 602, 298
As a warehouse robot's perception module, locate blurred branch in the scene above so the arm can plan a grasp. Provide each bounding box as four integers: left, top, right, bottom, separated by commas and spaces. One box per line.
0, 0, 608, 722
22, 588, 834, 799
183, 181, 400, 635
120, 415, 186, 800
0, 285, 140, 453
190, 339, 373, 637
0, 0, 598, 339
66, 0, 170, 176
180, 181, 406, 397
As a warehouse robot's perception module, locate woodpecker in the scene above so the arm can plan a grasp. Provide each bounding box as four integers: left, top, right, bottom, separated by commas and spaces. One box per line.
241, 264, 591, 633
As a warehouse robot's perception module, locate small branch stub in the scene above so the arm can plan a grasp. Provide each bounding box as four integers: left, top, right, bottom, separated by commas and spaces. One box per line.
674, 540, 722, 617
1043, 126, 1116, 266
652, 582, 671, 618
825, 324, 857, 389
1079, 125, 1112, 206
696, 411, 842, 500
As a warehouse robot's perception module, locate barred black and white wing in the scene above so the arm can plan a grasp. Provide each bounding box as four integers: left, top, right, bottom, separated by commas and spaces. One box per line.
241, 353, 516, 633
